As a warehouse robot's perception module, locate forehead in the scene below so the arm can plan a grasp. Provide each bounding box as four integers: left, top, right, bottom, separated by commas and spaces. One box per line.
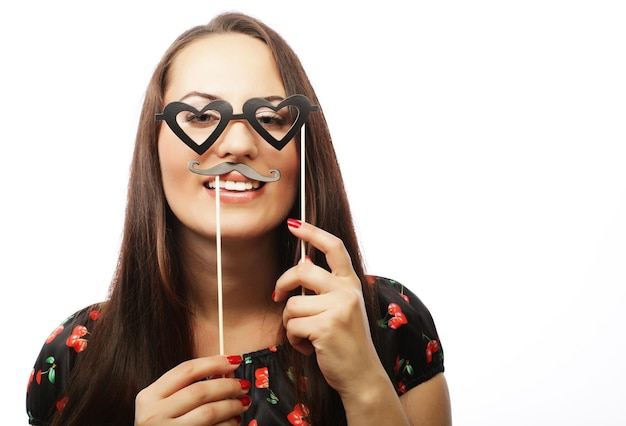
165, 33, 287, 104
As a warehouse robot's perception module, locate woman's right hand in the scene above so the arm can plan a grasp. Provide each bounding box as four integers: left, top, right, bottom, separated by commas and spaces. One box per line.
134, 355, 251, 425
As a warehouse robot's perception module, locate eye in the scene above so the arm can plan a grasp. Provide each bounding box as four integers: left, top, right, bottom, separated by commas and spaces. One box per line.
181, 110, 221, 128
255, 108, 289, 129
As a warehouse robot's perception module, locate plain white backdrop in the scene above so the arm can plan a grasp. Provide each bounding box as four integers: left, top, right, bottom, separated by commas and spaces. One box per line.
2, 1, 625, 424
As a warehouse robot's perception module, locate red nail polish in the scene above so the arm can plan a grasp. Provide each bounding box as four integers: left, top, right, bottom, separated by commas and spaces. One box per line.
271, 290, 276, 301
287, 218, 302, 228
240, 395, 252, 407
227, 355, 243, 364
239, 379, 252, 390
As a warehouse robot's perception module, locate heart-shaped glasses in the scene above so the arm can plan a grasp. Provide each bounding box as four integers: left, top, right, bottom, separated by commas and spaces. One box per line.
155, 94, 318, 154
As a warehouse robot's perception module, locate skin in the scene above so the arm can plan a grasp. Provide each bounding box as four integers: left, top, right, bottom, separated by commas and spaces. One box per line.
135, 33, 452, 426
158, 34, 300, 242
275, 221, 452, 426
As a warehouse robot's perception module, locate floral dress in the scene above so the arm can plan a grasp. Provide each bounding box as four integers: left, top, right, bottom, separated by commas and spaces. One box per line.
26, 276, 444, 425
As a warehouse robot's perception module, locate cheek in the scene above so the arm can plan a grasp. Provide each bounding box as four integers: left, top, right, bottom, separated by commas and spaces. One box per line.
275, 147, 301, 207
158, 130, 193, 198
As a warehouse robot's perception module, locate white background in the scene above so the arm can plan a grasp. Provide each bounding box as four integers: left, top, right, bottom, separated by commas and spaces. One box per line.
2, 1, 625, 424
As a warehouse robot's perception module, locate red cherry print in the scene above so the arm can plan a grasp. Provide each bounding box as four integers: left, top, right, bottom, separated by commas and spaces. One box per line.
66, 334, 78, 346
366, 275, 376, 285
387, 317, 401, 329
89, 310, 101, 321
294, 403, 309, 416
396, 381, 407, 394
72, 325, 88, 337
287, 403, 309, 425
401, 293, 410, 303
56, 396, 69, 413
73, 338, 88, 353
388, 303, 401, 315
35, 370, 42, 385
248, 420, 258, 426
27, 369, 35, 392
255, 367, 269, 388
65, 325, 90, 352
380, 302, 410, 329
385, 303, 408, 329
425, 339, 440, 363
46, 325, 64, 344
395, 312, 408, 325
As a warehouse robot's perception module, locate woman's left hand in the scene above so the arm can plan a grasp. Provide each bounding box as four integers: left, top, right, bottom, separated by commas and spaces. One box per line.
273, 219, 381, 396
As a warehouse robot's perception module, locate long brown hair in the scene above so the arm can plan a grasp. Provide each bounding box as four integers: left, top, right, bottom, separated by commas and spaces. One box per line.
52, 12, 377, 425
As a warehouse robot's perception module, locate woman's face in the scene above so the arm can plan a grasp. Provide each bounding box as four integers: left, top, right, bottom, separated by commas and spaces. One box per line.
158, 33, 299, 241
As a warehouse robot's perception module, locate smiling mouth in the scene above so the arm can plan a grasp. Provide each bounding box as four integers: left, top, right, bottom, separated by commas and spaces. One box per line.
204, 180, 262, 191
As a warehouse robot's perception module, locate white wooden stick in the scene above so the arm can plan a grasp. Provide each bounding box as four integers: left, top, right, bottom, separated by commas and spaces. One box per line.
300, 125, 306, 295
215, 176, 225, 356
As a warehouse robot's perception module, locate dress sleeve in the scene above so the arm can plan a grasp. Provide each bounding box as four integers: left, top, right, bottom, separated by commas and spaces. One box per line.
369, 275, 445, 396
26, 305, 102, 425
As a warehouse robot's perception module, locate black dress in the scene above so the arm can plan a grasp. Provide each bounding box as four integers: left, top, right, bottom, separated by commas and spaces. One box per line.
26, 276, 445, 425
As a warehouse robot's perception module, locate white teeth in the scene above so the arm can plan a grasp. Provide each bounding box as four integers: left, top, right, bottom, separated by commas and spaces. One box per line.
207, 180, 260, 191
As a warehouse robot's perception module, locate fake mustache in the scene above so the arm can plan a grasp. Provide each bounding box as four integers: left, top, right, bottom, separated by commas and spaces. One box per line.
187, 160, 281, 182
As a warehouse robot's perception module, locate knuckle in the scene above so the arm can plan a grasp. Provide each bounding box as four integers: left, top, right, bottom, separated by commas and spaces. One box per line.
328, 235, 345, 252
346, 288, 363, 307
197, 402, 219, 420
134, 389, 146, 405
294, 261, 310, 278
284, 295, 298, 311
186, 381, 209, 402
134, 388, 151, 411
177, 358, 198, 376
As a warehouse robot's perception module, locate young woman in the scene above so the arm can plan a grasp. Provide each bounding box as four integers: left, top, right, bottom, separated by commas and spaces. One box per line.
26, 12, 451, 425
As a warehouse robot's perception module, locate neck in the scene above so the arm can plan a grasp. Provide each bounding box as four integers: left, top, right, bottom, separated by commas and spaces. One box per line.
174, 225, 282, 327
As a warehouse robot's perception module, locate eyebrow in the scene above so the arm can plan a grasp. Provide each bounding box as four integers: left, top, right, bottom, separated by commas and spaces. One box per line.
178, 91, 286, 104
178, 91, 217, 103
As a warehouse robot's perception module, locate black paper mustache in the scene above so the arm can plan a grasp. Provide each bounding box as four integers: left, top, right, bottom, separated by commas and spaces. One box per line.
187, 160, 281, 182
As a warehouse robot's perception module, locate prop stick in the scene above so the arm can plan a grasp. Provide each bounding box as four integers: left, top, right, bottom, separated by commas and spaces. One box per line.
215, 176, 225, 356
300, 125, 307, 295
161, 95, 318, 358
187, 160, 282, 356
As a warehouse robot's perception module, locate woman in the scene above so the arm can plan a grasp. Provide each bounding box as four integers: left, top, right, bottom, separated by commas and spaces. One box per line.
26, 12, 451, 425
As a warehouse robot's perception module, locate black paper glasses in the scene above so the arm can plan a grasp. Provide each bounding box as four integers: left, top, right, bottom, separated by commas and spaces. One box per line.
155, 94, 318, 155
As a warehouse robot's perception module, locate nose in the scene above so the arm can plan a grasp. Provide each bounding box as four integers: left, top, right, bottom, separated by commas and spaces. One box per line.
212, 118, 259, 160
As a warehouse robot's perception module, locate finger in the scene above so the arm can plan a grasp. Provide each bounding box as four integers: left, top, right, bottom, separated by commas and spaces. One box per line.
286, 219, 355, 277
282, 293, 328, 321
166, 377, 250, 418
280, 292, 326, 356
284, 315, 316, 355
152, 356, 243, 399
282, 292, 363, 355
274, 257, 336, 301
281, 293, 337, 356
173, 396, 251, 425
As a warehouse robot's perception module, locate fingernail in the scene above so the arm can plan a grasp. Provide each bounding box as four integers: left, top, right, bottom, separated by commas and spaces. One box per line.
240, 395, 252, 407
227, 355, 243, 365
239, 379, 251, 390
271, 290, 276, 301
287, 218, 302, 228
